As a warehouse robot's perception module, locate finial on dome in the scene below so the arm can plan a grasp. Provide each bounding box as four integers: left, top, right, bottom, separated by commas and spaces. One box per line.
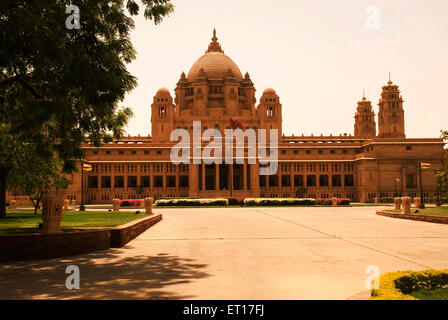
388, 72, 392, 85
206, 28, 224, 53
362, 88, 366, 100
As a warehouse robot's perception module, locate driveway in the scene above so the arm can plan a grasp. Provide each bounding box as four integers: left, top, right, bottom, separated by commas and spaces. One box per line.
1, 206, 447, 299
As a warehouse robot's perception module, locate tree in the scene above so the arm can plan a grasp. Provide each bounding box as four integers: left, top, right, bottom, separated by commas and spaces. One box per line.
0, 0, 174, 218
296, 186, 308, 198
8, 151, 71, 215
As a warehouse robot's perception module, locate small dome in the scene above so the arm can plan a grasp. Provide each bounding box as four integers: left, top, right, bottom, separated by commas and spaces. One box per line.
157, 87, 170, 94
263, 88, 276, 95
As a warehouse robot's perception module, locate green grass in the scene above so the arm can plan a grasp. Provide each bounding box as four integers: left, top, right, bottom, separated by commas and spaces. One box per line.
410, 288, 448, 300
0, 210, 151, 234
385, 208, 448, 217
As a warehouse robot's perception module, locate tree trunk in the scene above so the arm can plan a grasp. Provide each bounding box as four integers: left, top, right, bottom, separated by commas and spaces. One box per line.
0, 166, 9, 219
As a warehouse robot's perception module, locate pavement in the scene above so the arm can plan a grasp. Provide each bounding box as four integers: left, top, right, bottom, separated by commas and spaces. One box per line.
1, 206, 447, 300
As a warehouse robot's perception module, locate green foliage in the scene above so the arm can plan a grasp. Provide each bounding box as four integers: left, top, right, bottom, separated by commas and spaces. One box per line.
0, 0, 174, 217
155, 198, 229, 207
379, 197, 394, 203
243, 198, 316, 206
370, 270, 448, 300
7, 147, 71, 214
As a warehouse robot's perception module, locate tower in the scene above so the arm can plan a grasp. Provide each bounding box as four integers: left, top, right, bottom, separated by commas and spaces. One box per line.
377, 77, 405, 138
354, 91, 376, 138
151, 88, 175, 143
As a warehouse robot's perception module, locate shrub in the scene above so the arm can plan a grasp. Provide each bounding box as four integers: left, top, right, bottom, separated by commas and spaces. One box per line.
155, 198, 228, 207
228, 198, 244, 206
315, 198, 351, 205
120, 200, 131, 207
243, 198, 316, 206
370, 269, 448, 300
379, 197, 394, 204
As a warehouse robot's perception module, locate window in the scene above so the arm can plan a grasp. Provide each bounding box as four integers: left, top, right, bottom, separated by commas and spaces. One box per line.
131, 150, 136, 155
306, 175, 316, 187
294, 175, 304, 186
144, 150, 149, 155
332, 175, 342, 187
344, 174, 354, 187
106, 150, 111, 155
93, 151, 98, 155
154, 176, 163, 188
115, 176, 124, 188
259, 176, 266, 187
330, 150, 335, 154
159, 106, 166, 117
281, 175, 291, 187
157, 150, 162, 155
281, 150, 286, 155
180, 176, 189, 188
142, 176, 150, 188
101, 176, 111, 188
293, 150, 298, 154
267, 106, 274, 117
319, 175, 329, 187
306, 150, 311, 154
119, 150, 124, 155
128, 176, 137, 188
88, 176, 98, 188
318, 150, 323, 154
269, 175, 278, 187
406, 174, 416, 188
406, 146, 412, 151
167, 176, 176, 188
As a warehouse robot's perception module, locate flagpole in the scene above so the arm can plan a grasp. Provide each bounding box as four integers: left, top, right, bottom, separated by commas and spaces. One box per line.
419, 161, 425, 209
80, 161, 86, 211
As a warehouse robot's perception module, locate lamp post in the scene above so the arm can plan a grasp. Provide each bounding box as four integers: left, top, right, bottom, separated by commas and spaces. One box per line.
419, 162, 425, 209
394, 178, 400, 197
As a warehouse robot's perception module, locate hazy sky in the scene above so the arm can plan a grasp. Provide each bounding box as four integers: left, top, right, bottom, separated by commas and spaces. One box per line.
122, 0, 448, 138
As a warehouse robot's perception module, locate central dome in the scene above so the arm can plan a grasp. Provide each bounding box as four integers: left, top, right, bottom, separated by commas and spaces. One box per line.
187, 30, 243, 82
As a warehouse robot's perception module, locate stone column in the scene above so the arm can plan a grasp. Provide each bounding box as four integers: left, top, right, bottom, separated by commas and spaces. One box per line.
113, 198, 120, 212
374, 197, 379, 204
215, 164, 220, 191
41, 191, 65, 233
149, 164, 154, 192
144, 197, 153, 215
63, 199, 70, 210
10, 200, 17, 210
414, 197, 421, 208
189, 164, 199, 197
394, 197, 401, 210
401, 197, 411, 214
70, 199, 76, 208
250, 162, 260, 197
201, 163, 206, 191
175, 165, 180, 192
162, 164, 167, 193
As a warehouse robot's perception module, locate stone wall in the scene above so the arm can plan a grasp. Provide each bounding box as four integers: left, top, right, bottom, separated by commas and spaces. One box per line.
110, 214, 162, 247
376, 210, 448, 225
0, 214, 162, 263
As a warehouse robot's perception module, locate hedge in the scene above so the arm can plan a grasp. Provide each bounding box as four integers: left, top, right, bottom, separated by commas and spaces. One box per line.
243, 198, 316, 206
155, 198, 228, 207
315, 198, 351, 205
370, 269, 448, 300
379, 197, 394, 204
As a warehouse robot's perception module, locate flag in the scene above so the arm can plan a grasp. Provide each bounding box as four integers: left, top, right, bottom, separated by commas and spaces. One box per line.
229, 117, 242, 129
420, 162, 431, 170
83, 163, 93, 172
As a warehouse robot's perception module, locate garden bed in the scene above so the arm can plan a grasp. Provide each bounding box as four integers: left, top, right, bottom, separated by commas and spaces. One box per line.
370, 270, 448, 300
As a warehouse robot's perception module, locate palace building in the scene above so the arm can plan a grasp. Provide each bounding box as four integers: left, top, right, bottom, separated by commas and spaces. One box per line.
7, 30, 447, 204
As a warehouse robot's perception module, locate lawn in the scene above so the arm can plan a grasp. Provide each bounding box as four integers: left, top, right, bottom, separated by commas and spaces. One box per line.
385, 208, 448, 217
0, 210, 152, 234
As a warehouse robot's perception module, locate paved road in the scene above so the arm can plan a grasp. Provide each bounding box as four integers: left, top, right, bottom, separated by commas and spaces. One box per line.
1, 206, 447, 299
